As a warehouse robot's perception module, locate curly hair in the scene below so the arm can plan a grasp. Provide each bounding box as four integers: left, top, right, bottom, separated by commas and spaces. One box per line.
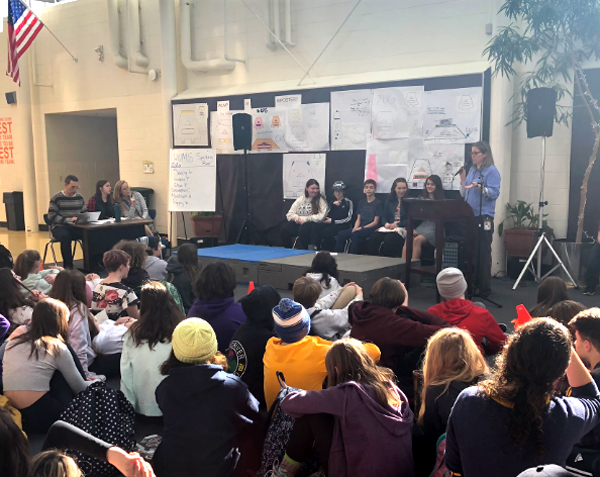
479, 318, 572, 458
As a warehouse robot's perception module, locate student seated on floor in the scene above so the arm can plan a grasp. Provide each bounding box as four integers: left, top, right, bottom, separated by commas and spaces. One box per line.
292, 277, 363, 341
263, 298, 380, 409
303, 251, 342, 299
13, 250, 61, 297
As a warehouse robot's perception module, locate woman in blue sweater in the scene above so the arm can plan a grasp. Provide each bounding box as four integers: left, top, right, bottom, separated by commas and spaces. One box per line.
445, 318, 600, 477
368, 178, 409, 257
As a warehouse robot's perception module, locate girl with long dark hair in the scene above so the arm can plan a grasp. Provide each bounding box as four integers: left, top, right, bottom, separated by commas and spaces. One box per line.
402, 175, 444, 260
445, 318, 600, 477
368, 177, 410, 257
530, 276, 570, 317
0, 268, 36, 327
272, 338, 414, 477
304, 251, 341, 298
307, 181, 354, 251
166, 243, 201, 313
3, 299, 91, 433
281, 179, 329, 249
120, 281, 184, 417
86, 180, 114, 219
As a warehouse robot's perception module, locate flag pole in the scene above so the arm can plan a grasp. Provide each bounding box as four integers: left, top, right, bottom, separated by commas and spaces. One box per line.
26, 5, 78, 62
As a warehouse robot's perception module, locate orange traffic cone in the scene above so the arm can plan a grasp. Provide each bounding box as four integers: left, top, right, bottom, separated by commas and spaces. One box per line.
512, 304, 532, 329
247, 281, 255, 294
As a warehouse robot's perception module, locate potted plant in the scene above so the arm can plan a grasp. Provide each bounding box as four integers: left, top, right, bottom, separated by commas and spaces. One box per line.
485, 0, 600, 244
498, 201, 553, 258
190, 212, 223, 239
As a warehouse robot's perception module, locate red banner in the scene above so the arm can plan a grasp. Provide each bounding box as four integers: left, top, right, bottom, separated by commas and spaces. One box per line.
0, 117, 14, 165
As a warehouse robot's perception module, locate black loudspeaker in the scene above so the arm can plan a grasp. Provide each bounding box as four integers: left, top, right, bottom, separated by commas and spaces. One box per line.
5, 92, 16, 105
232, 113, 252, 151
526, 87, 556, 138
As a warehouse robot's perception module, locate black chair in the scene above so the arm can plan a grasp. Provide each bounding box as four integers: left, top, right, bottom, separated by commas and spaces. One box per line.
42, 214, 82, 267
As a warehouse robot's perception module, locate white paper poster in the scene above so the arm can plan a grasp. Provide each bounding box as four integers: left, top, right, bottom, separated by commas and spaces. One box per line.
275, 94, 302, 109
330, 89, 373, 150
210, 110, 240, 154
409, 139, 465, 190
283, 153, 326, 199
251, 107, 288, 152
423, 87, 482, 143
371, 86, 424, 139
285, 103, 330, 152
169, 149, 216, 212
173, 103, 209, 147
365, 135, 410, 193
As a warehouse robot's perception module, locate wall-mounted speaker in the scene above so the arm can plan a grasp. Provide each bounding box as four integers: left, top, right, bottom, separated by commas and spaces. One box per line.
526, 87, 556, 138
232, 113, 252, 151
5, 92, 16, 105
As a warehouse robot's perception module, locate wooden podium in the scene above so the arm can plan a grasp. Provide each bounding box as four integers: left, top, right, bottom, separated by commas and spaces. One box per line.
403, 198, 475, 301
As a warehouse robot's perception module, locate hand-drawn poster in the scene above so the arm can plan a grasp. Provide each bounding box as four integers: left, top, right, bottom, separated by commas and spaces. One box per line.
409, 139, 465, 190
371, 86, 424, 140
173, 103, 209, 146
286, 103, 330, 152
251, 107, 288, 152
210, 110, 242, 154
330, 89, 373, 150
364, 135, 410, 193
423, 87, 482, 143
283, 153, 326, 199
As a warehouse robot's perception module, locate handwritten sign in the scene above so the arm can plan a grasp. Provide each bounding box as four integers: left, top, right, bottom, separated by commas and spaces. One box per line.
0, 117, 14, 165
169, 149, 216, 212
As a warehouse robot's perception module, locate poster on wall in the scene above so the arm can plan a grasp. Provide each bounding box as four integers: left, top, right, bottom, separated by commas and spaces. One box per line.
364, 135, 409, 193
0, 117, 14, 165
330, 89, 373, 150
408, 139, 465, 190
251, 107, 289, 152
283, 153, 326, 199
423, 87, 482, 143
371, 86, 424, 140
169, 149, 217, 212
286, 103, 330, 152
210, 110, 243, 154
173, 103, 209, 147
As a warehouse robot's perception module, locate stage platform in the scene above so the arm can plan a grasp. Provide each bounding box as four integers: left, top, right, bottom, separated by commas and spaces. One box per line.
195, 244, 418, 290
196, 244, 313, 283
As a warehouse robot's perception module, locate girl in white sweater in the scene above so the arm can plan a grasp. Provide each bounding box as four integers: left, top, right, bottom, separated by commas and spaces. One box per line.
281, 179, 329, 249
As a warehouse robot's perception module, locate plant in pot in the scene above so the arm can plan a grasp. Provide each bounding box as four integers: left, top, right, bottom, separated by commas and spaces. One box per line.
190, 212, 223, 239
498, 200, 553, 258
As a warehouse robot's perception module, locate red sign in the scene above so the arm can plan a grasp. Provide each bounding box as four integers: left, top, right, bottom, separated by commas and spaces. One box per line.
0, 118, 14, 165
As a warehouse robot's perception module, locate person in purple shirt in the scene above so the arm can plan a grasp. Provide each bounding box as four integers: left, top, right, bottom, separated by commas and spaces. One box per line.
187, 262, 246, 352
459, 141, 501, 297
445, 318, 600, 477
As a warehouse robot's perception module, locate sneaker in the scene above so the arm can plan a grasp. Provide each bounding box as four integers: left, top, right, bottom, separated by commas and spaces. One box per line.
583, 290, 596, 296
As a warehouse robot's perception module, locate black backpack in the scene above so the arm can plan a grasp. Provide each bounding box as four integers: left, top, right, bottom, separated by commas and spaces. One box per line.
0, 244, 13, 269
60, 381, 135, 476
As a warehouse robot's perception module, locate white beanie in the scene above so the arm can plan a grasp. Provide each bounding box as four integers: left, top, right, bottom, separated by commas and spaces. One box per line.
436, 268, 468, 300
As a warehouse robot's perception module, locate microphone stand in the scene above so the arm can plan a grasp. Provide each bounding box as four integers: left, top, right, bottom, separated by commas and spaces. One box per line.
470, 168, 502, 308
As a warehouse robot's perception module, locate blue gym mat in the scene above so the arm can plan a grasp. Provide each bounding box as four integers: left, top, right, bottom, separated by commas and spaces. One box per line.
195, 244, 312, 262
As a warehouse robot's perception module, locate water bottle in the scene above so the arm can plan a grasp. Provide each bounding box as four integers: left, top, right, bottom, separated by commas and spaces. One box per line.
114, 203, 121, 222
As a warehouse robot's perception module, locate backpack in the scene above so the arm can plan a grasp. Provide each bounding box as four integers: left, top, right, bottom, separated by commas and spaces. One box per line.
60, 381, 135, 476
0, 244, 13, 269
256, 372, 320, 477
431, 433, 451, 477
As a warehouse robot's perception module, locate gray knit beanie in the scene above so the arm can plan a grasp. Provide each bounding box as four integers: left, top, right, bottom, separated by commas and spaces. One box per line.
436, 267, 467, 300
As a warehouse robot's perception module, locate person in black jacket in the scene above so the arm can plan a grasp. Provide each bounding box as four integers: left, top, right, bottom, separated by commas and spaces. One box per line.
226, 285, 280, 410
368, 178, 409, 257
112, 240, 150, 297
412, 327, 488, 476
154, 318, 262, 477
301, 181, 353, 251
166, 243, 201, 314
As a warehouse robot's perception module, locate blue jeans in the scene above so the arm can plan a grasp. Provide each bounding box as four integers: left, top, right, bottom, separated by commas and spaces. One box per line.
334, 227, 376, 254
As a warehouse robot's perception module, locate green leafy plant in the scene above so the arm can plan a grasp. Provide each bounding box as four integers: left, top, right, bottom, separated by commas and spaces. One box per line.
485, 0, 600, 242
191, 212, 216, 218
498, 200, 553, 237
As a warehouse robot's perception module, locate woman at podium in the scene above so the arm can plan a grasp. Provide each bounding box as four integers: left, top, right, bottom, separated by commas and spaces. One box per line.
460, 141, 501, 297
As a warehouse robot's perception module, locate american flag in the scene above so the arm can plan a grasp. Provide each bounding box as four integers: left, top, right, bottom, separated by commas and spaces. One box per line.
6, 0, 43, 85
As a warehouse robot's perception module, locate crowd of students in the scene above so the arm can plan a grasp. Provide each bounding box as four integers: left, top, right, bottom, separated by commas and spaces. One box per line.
2, 234, 600, 476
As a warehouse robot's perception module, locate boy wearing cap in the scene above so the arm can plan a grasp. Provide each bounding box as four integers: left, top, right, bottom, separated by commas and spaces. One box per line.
154, 318, 261, 477
263, 298, 380, 408
428, 267, 506, 355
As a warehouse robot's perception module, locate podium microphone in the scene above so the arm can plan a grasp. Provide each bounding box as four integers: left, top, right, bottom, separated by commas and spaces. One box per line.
453, 167, 465, 177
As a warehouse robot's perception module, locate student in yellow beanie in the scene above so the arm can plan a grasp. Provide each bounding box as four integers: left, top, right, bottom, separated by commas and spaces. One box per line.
152, 318, 262, 477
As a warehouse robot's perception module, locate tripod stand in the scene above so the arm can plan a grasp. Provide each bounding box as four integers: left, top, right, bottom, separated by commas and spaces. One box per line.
513, 136, 578, 289
235, 148, 270, 245
471, 168, 502, 308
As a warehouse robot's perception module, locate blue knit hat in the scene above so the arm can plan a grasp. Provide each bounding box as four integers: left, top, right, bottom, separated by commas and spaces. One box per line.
272, 298, 310, 343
